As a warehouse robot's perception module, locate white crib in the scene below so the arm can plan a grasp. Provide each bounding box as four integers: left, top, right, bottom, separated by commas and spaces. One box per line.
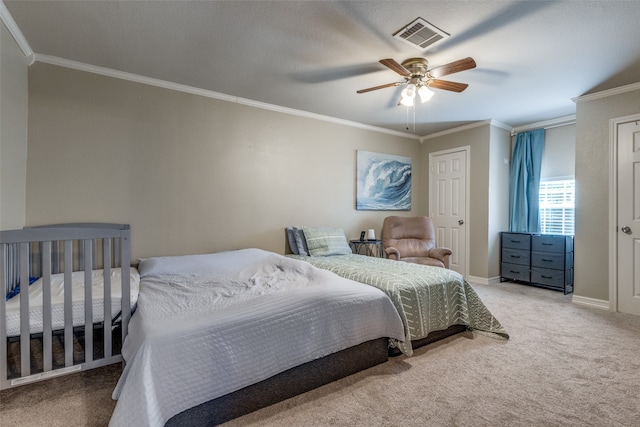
0, 223, 136, 390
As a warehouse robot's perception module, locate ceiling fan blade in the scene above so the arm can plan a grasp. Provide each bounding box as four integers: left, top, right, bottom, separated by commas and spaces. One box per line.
428, 79, 469, 93
379, 59, 411, 77
428, 57, 476, 78
356, 82, 403, 94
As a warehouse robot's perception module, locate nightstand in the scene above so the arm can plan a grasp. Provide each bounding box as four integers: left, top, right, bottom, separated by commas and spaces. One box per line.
349, 240, 384, 258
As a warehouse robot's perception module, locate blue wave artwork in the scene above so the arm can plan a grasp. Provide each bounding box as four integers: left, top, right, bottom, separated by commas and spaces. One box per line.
356, 150, 411, 210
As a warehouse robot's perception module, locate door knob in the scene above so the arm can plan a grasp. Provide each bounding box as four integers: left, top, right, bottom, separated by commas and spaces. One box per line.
621, 226, 632, 234
458, 220, 465, 225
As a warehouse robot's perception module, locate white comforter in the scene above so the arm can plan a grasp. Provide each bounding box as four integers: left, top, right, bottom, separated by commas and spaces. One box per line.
109, 248, 404, 427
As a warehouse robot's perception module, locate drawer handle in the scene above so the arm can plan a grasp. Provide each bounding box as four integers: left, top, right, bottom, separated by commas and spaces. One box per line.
510, 255, 521, 259
542, 243, 553, 246
541, 275, 553, 279
542, 259, 553, 262
510, 270, 520, 274
510, 240, 521, 243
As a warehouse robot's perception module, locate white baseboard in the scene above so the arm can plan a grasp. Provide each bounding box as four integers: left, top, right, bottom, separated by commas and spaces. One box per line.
467, 276, 501, 286
572, 295, 610, 310
467, 277, 612, 310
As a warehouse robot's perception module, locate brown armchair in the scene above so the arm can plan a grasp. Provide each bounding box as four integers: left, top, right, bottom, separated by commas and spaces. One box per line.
382, 216, 452, 268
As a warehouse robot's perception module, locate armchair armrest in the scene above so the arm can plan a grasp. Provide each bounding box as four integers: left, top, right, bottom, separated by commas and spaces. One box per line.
428, 247, 452, 269
385, 246, 401, 260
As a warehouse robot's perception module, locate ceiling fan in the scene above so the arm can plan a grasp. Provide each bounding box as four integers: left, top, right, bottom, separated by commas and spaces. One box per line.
356, 57, 476, 106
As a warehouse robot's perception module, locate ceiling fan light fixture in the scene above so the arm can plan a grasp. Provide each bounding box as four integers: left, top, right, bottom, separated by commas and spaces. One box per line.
418, 85, 434, 103
400, 84, 416, 106
400, 95, 414, 107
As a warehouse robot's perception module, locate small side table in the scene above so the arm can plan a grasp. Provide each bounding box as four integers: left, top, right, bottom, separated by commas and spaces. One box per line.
349, 240, 384, 258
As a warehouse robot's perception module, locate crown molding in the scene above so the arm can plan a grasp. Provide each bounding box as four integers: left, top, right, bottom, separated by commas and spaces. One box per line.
35, 54, 237, 102
511, 114, 576, 135
34, 54, 420, 141
572, 82, 640, 103
0, 1, 34, 64
420, 119, 505, 142
490, 120, 512, 131
237, 96, 420, 140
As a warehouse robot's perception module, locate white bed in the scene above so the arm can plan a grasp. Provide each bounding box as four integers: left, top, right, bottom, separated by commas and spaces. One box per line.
110, 248, 405, 427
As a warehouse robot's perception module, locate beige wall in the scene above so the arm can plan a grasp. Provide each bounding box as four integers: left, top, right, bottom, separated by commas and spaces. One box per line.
25, 63, 421, 260
488, 125, 512, 278
18, 61, 589, 287
0, 20, 28, 230
541, 124, 576, 179
420, 123, 511, 280
574, 87, 640, 301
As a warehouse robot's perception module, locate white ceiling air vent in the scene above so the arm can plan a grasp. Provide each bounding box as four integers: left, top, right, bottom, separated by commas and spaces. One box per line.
393, 17, 449, 51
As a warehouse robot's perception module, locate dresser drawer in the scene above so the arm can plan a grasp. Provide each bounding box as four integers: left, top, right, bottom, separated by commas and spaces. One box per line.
501, 262, 530, 282
532, 235, 571, 253
531, 267, 571, 289
502, 248, 530, 266
531, 251, 572, 270
501, 233, 531, 250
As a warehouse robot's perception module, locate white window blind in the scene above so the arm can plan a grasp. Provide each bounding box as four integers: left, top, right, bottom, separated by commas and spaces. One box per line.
539, 179, 575, 235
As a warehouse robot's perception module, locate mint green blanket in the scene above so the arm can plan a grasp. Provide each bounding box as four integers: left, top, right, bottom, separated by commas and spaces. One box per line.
289, 254, 508, 355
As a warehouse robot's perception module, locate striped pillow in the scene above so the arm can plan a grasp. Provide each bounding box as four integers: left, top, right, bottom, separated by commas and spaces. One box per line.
303, 227, 352, 256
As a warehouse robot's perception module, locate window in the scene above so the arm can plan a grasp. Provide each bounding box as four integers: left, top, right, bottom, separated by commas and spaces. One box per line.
539, 179, 575, 235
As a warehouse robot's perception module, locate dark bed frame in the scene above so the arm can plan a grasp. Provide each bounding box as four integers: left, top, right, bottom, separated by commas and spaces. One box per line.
166, 324, 467, 426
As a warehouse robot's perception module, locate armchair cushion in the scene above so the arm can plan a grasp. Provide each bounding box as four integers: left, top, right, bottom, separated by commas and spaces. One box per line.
382, 216, 452, 268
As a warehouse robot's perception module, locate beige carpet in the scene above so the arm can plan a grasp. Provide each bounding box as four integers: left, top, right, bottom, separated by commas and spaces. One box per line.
2, 282, 639, 427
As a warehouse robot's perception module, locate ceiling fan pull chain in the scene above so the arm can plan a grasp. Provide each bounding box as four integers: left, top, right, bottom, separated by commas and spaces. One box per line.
405, 106, 409, 130
413, 105, 416, 133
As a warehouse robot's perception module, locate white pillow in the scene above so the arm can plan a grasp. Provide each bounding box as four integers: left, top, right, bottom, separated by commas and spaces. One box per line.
138, 248, 273, 277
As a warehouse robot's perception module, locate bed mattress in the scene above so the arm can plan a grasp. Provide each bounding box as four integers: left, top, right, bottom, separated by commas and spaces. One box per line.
109, 248, 404, 427
5, 267, 140, 337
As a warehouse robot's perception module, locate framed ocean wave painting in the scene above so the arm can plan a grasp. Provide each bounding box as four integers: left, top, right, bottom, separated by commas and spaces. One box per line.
356, 150, 411, 210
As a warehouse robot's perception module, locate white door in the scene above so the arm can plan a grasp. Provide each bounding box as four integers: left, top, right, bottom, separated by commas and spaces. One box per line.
429, 147, 469, 277
617, 119, 640, 315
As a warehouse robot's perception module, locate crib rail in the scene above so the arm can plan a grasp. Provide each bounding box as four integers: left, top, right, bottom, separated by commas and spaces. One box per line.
0, 223, 131, 390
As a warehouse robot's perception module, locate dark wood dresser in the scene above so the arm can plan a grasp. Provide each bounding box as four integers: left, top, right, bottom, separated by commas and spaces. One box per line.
500, 232, 574, 294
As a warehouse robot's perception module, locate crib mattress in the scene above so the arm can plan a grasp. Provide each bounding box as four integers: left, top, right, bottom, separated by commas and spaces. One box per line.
5, 267, 140, 337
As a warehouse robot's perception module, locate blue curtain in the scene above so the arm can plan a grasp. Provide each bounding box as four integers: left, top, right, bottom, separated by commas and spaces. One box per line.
509, 129, 545, 233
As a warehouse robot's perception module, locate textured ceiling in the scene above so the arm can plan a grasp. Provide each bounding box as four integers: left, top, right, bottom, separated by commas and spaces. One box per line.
5, 1, 640, 136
